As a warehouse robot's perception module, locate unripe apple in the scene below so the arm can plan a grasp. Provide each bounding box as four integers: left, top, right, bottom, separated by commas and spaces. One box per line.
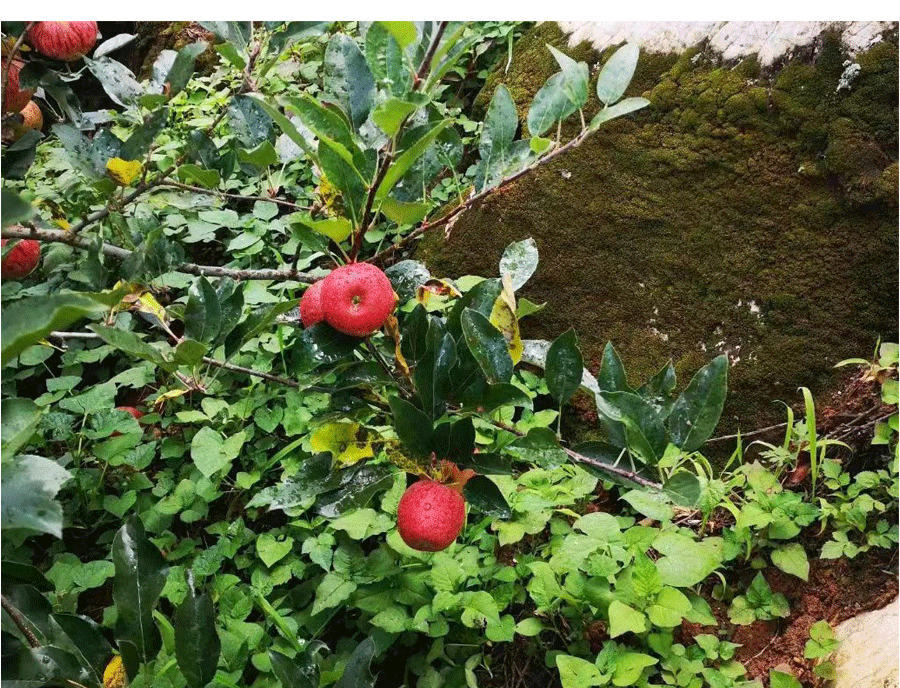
321, 263, 395, 337
397, 479, 466, 552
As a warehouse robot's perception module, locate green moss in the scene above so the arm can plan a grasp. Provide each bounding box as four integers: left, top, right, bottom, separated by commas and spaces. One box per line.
420, 25, 899, 449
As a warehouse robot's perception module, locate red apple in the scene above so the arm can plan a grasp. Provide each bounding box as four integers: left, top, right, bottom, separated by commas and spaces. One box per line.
321, 263, 395, 337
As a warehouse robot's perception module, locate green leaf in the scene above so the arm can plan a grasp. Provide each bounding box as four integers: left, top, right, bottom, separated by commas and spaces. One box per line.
177, 163, 220, 188
612, 652, 656, 687
214, 41, 246, 69
318, 142, 367, 225
173, 339, 207, 367
315, 464, 394, 518
89, 324, 174, 372
112, 517, 168, 671
527, 71, 578, 137
184, 277, 223, 344
590, 97, 650, 128
164, 41, 208, 97
311, 572, 357, 616
547, 45, 589, 108
372, 98, 418, 137
248, 95, 316, 159
621, 489, 673, 521
256, 532, 295, 568
546, 329, 583, 405
505, 427, 568, 469
335, 636, 376, 688
2, 188, 35, 228
1, 455, 71, 537
2, 561, 52, 591
375, 119, 450, 202
324, 34, 375, 130
228, 95, 274, 149
662, 472, 701, 507
770, 670, 803, 688
596, 391, 667, 459
49, 613, 113, 685
311, 217, 353, 242
556, 654, 603, 688
607, 600, 647, 637
293, 322, 360, 373
84, 57, 143, 108
191, 427, 242, 478
461, 308, 513, 384
476, 84, 518, 191
237, 140, 278, 167
388, 395, 433, 456
2, 291, 120, 367
1, 398, 41, 460
770, 543, 809, 581
596, 43, 640, 106
381, 22, 418, 48
463, 475, 511, 518
365, 23, 412, 97
121, 107, 169, 161
597, 341, 630, 392
647, 587, 692, 628
653, 531, 723, 587
175, 574, 220, 688
380, 197, 431, 225
269, 649, 318, 688
667, 355, 728, 452
499, 237, 539, 291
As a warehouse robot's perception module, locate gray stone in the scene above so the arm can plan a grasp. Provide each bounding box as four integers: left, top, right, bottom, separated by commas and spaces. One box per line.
832, 597, 898, 688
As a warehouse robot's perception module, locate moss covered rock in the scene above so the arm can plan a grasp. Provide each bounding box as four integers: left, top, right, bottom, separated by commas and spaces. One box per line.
419, 23, 898, 443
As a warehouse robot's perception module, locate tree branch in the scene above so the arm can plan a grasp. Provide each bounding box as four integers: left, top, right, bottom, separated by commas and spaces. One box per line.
159, 181, 312, 211
1, 594, 41, 649
202, 356, 299, 388
415, 21, 449, 82
370, 126, 595, 266
1, 225, 315, 282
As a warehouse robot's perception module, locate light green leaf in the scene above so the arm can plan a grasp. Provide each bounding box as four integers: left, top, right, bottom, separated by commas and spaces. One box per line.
596, 43, 640, 106
1, 455, 71, 537
771, 543, 809, 581
311, 572, 356, 616
256, 533, 295, 568
607, 600, 647, 637
556, 654, 604, 688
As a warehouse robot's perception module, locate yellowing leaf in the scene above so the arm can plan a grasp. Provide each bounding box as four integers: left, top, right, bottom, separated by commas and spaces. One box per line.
103, 655, 126, 688
311, 217, 352, 242
384, 314, 410, 378
154, 388, 188, 410
106, 158, 143, 186
310, 421, 374, 466
415, 279, 461, 308
489, 275, 522, 364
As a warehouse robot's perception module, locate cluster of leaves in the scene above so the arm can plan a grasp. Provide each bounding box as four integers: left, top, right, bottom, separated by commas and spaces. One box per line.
1, 19, 896, 688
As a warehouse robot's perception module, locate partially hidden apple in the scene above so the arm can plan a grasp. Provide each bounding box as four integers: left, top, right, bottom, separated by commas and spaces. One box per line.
1, 238, 40, 280
27, 22, 98, 61
299, 279, 326, 327
2, 58, 32, 113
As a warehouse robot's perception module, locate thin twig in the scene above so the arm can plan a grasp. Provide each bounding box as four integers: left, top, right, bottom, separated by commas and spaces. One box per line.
415, 21, 449, 82
369, 127, 596, 266
706, 422, 789, 444
159, 181, 312, 211
1, 594, 41, 648
202, 356, 299, 387
1, 225, 315, 282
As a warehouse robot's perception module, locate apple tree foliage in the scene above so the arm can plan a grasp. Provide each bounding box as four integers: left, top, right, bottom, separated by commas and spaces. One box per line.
5, 20, 872, 688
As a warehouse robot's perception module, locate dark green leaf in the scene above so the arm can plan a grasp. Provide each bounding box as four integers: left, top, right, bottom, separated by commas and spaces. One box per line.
400, 304, 429, 364
89, 324, 174, 371
663, 472, 702, 507
184, 277, 223, 345
173, 339, 207, 366
335, 636, 376, 688
595, 391, 667, 458
214, 41, 246, 70
1, 642, 85, 687
505, 427, 567, 469
448, 417, 476, 461
385, 261, 431, 303
228, 95, 274, 149
474, 84, 518, 191
461, 382, 530, 413
4, 584, 51, 642
84, 57, 143, 108
373, 98, 418, 136
667, 355, 728, 452
389, 396, 433, 457
1, 188, 35, 228
293, 323, 360, 374
545, 329, 583, 405
547, 45, 589, 108
268, 21, 331, 56
269, 649, 317, 688
177, 163, 220, 188
198, 21, 251, 49
224, 299, 298, 359
121, 108, 169, 161
1, 129, 41, 179
2, 291, 121, 368
637, 360, 677, 418
1, 561, 52, 591
461, 309, 513, 384
164, 41, 208, 97
414, 324, 455, 419
573, 440, 654, 489
175, 573, 219, 688
324, 34, 375, 130
285, 93, 356, 152
112, 517, 168, 669
249, 95, 316, 160
596, 43, 640, 106
464, 475, 511, 518
375, 120, 450, 202
247, 453, 338, 510
454, 452, 515, 475
315, 464, 394, 518
597, 341, 630, 392
1, 398, 41, 460
318, 141, 367, 226
49, 613, 113, 685
52, 124, 100, 178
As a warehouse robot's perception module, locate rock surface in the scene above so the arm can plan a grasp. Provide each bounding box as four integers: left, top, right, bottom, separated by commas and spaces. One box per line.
832, 596, 898, 688
419, 22, 898, 445
557, 21, 894, 66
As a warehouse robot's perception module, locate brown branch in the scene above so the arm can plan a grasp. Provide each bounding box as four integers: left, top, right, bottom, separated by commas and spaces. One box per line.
415, 21, 450, 82
705, 422, 790, 444
202, 356, 299, 387
1, 594, 41, 648
369, 127, 595, 266
159, 181, 312, 211
1, 225, 315, 282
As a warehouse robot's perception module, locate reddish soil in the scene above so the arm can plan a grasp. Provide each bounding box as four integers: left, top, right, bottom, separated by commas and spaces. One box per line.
682, 548, 898, 686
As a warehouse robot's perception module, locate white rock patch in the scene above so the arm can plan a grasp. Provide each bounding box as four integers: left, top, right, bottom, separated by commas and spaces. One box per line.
831, 596, 899, 688
557, 22, 896, 66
